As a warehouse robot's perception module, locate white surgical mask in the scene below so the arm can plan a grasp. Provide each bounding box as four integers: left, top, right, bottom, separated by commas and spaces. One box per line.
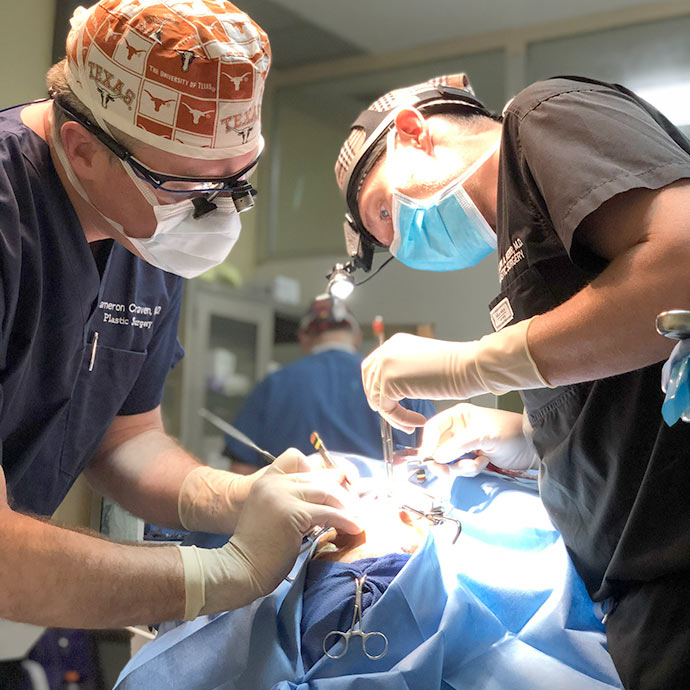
52, 123, 241, 279
120, 162, 241, 278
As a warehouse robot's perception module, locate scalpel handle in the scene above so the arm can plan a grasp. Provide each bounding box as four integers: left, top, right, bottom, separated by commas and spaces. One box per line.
199, 407, 277, 464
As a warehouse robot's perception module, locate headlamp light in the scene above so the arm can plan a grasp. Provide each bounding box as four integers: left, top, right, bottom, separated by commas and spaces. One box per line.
326, 263, 355, 300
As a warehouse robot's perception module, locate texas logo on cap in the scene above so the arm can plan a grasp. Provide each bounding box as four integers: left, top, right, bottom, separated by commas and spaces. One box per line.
65, 0, 271, 159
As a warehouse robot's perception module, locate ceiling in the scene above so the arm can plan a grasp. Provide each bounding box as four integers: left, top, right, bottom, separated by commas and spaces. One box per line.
54, 1, 672, 69
236, 0, 668, 69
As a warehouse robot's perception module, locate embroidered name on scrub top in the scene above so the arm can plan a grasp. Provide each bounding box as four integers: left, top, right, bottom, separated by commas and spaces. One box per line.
498, 237, 526, 284
98, 300, 163, 329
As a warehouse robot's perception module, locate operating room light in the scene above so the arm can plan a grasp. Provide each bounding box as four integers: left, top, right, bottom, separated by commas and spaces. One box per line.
327, 264, 355, 299
635, 81, 690, 127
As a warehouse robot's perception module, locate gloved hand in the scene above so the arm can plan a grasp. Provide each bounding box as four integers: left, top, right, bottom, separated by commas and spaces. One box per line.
177, 450, 363, 620
417, 403, 539, 477
661, 339, 690, 425
178, 461, 274, 535
361, 317, 552, 432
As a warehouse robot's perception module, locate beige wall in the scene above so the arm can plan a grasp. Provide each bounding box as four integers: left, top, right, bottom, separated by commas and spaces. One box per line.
0, 0, 56, 109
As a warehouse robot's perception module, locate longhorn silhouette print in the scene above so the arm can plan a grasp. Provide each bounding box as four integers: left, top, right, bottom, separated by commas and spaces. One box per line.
124, 40, 146, 60
144, 90, 175, 112
182, 102, 214, 124
96, 86, 125, 109
176, 49, 199, 72
222, 71, 251, 91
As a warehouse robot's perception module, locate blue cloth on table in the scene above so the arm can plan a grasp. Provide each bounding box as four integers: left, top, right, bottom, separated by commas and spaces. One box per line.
301, 554, 410, 671
115, 460, 623, 690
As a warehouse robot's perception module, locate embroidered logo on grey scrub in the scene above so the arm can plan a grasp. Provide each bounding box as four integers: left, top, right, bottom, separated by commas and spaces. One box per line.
98, 300, 162, 329
498, 237, 525, 283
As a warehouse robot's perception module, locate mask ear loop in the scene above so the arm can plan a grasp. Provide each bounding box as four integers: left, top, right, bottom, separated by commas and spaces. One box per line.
457, 136, 501, 185
119, 157, 161, 207
50, 114, 127, 235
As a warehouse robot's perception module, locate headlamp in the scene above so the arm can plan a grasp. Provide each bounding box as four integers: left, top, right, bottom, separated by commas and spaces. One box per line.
326, 263, 355, 300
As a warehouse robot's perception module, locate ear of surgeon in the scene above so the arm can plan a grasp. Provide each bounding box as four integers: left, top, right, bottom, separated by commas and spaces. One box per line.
357, 106, 502, 248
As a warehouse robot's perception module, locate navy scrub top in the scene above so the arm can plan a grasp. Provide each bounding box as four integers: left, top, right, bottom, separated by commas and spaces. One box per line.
0, 104, 184, 516
224, 346, 436, 465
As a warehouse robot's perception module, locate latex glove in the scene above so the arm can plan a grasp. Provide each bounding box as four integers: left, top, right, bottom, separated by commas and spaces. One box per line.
177, 450, 363, 619
661, 339, 690, 425
361, 317, 552, 432
178, 462, 272, 535
417, 403, 539, 477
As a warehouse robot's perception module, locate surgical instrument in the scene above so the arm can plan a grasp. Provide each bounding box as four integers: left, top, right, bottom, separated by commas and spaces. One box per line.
372, 316, 395, 493
199, 407, 277, 464
656, 310, 690, 340
400, 503, 463, 545
309, 431, 352, 489
393, 446, 537, 485
125, 626, 157, 641
323, 574, 388, 660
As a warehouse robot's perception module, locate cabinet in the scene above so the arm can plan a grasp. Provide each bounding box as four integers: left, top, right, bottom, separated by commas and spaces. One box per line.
162, 279, 275, 466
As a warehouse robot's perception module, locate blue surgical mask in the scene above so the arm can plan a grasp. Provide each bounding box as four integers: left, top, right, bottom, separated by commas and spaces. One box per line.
388, 135, 499, 271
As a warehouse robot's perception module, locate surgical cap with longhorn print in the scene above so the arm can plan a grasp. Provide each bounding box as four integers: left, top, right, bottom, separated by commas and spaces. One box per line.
64, 0, 270, 159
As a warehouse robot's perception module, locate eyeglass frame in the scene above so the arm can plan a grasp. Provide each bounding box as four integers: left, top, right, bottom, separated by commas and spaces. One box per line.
51, 97, 260, 208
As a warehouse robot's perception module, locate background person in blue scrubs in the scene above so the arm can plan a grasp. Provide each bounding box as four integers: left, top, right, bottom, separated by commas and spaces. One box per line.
225, 295, 436, 473
0, 0, 361, 632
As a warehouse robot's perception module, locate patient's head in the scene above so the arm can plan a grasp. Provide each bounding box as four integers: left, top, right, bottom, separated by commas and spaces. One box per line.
314, 490, 429, 563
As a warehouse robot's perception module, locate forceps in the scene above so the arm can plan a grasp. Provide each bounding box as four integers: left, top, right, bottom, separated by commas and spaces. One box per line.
373, 316, 395, 492
323, 574, 388, 660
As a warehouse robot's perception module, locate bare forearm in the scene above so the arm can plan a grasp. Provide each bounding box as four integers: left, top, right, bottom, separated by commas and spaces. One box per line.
529, 238, 688, 386
87, 430, 201, 528
0, 507, 184, 628
89, 409, 262, 535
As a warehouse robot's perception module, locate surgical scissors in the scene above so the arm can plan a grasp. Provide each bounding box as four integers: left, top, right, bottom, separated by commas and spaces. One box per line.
323, 574, 388, 660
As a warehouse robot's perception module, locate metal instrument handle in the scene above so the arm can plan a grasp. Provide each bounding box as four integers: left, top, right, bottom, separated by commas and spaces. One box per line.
199, 408, 276, 463
656, 310, 690, 340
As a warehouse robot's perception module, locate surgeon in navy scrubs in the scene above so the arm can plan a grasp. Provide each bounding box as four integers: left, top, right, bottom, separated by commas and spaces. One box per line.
0, 0, 361, 630
225, 295, 435, 472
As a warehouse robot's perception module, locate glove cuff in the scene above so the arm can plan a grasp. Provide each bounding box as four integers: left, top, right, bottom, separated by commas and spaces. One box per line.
476, 317, 553, 395
195, 538, 265, 617
177, 545, 206, 621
